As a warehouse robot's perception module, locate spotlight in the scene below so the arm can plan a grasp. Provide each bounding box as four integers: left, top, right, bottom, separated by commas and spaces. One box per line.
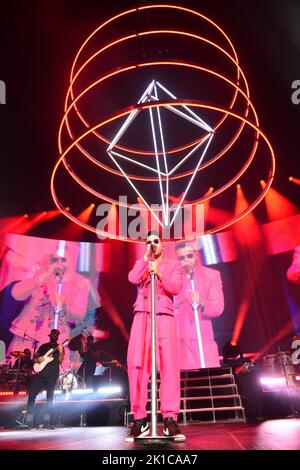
260, 180, 266, 188
97, 386, 122, 396
260, 377, 286, 389
71, 388, 94, 395
292, 375, 300, 386
222, 340, 244, 367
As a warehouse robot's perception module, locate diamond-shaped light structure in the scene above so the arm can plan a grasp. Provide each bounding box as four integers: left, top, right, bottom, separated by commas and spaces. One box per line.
107, 80, 214, 228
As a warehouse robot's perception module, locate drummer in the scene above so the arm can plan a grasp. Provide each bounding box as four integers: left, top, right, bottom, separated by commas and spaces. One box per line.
77, 335, 102, 388
13, 348, 34, 373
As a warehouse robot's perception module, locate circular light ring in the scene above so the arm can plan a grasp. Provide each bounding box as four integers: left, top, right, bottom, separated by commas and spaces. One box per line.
56, 97, 261, 207
70, 4, 242, 81
65, 3, 248, 162
61, 4, 255, 185
51, 102, 275, 242
59, 60, 259, 183
57, 96, 260, 211
65, 28, 251, 158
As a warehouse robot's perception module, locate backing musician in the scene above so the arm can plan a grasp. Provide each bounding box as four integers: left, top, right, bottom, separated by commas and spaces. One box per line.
13, 348, 34, 373
77, 334, 102, 388
24, 328, 64, 429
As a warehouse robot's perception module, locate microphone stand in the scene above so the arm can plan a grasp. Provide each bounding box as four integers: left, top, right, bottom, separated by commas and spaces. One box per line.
150, 245, 158, 437
53, 272, 64, 330
24, 331, 39, 357
135, 244, 174, 443
189, 272, 205, 368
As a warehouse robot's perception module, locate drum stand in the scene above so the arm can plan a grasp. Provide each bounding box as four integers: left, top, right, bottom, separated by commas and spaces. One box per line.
13, 358, 22, 394
15, 409, 30, 429
134, 249, 176, 444
277, 344, 296, 417
55, 367, 68, 428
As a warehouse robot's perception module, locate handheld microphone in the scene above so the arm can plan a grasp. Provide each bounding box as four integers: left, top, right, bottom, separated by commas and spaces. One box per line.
150, 243, 156, 253
150, 243, 157, 263
54, 265, 66, 282
55, 271, 63, 283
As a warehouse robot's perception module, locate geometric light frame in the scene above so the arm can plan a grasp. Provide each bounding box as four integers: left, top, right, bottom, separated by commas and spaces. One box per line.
51, 101, 275, 241
107, 79, 214, 227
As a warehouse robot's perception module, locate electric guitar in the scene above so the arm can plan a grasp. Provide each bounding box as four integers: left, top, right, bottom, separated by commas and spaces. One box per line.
234, 360, 255, 375
33, 339, 69, 373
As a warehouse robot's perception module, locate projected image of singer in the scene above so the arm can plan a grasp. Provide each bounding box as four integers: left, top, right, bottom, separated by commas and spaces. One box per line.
174, 241, 224, 369
8, 247, 99, 364
287, 245, 300, 336
126, 230, 185, 441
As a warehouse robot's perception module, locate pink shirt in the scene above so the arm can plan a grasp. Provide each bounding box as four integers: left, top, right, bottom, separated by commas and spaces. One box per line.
128, 257, 183, 315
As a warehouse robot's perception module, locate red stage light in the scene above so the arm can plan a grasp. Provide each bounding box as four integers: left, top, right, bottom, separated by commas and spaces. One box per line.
263, 187, 299, 221
252, 320, 294, 364
289, 176, 300, 186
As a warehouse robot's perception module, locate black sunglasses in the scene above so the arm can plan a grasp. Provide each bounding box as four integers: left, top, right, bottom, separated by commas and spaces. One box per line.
51, 256, 67, 263
178, 253, 194, 261
146, 239, 160, 245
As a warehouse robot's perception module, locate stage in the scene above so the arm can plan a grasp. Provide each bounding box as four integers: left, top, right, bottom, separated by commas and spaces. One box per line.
1, 419, 300, 451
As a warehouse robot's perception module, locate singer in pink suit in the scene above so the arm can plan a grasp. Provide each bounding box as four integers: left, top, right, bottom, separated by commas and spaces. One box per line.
174, 241, 224, 369
287, 245, 300, 284
287, 245, 300, 336
126, 231, 185, 441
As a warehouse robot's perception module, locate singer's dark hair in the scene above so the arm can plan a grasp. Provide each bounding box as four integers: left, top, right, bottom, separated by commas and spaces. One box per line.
144, 229, 160, 240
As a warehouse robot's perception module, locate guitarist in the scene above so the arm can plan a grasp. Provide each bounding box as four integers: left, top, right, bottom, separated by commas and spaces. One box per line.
24, 329, 64, 429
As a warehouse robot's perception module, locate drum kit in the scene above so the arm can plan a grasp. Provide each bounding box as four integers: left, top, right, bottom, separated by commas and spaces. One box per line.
0, 351, 32, 392
56, 360, 122, 392
56, 370, 85, 392
263, 350, 295, 385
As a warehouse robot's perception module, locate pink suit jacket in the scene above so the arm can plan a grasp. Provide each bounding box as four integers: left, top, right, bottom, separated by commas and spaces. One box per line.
287, 245, 300, 284
174, 264, 224, 369
128, 257, 183, 314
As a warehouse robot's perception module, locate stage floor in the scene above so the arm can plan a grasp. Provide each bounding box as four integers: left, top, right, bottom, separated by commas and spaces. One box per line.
0, 419, 300, 450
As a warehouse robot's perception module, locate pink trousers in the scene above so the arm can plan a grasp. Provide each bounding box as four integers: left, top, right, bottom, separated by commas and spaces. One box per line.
127, 312, 180, 421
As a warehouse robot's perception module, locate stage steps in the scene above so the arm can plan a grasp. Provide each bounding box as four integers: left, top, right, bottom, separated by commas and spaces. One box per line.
125, 367, 246, 425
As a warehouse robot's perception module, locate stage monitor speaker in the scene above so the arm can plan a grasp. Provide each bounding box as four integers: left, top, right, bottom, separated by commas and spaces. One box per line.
261, 391, 292, 419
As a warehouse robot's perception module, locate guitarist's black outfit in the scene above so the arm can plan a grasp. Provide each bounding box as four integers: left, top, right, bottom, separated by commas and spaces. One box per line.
25, 339, 61, 428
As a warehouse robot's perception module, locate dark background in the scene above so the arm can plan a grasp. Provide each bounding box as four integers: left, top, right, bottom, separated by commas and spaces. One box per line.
0, 0, 300, 364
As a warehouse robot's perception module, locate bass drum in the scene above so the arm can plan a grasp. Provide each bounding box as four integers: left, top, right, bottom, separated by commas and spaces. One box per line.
57, 372, 80, 392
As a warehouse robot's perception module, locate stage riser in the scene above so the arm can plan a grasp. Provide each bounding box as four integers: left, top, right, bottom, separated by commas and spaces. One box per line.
0, 401, 126, 428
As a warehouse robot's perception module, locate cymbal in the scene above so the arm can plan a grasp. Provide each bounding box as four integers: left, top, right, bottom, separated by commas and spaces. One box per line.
101, 360, 120, 367
11, 351, 25, 358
